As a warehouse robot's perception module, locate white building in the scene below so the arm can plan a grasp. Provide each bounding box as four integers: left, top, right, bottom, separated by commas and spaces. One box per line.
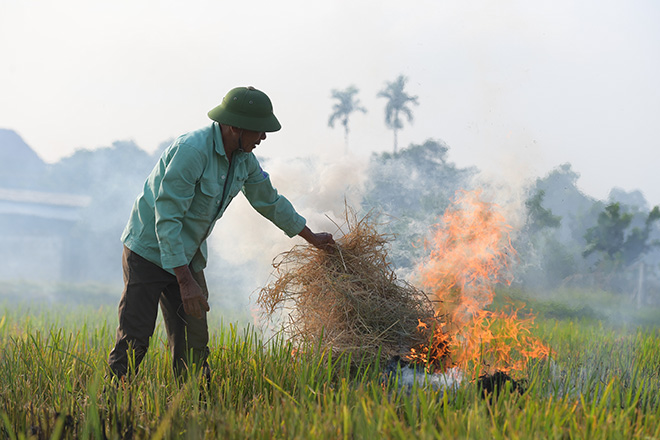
0, 187, 91, 281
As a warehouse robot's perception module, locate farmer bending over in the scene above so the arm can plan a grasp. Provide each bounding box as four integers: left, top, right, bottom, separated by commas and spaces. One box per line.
108, 86, 335, 380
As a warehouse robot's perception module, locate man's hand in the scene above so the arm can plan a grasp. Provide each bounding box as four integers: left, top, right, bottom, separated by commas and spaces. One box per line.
173, 266, 210, 319
298, 226, 335, 251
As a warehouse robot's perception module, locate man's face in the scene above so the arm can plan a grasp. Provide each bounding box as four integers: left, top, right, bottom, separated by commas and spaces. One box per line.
240, 130, 267, 153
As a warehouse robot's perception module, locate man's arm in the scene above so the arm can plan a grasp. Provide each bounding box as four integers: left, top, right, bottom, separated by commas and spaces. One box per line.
155, 146, 210, 319
155, 145, 206, 269
298, 225, 335, 250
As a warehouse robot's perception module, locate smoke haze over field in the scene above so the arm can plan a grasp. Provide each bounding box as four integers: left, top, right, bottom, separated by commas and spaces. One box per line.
2, 0, 660, 205
2, 124, 659, 325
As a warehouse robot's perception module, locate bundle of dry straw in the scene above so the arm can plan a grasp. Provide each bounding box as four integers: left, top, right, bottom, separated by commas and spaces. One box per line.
258, 209, 437, 365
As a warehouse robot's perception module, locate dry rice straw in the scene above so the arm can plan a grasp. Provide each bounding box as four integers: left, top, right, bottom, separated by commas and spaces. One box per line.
258, 208, 438, 366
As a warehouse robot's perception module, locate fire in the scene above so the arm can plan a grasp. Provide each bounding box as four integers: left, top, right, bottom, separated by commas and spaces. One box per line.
408, 190, 551, 376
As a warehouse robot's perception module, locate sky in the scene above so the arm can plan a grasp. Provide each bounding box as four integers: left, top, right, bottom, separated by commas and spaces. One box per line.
2, 0, 660, 205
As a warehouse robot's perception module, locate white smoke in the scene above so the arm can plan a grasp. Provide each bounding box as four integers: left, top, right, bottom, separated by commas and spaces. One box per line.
470, 171, 528, 234
206, 153, 368, 306
394, 365, 464, 394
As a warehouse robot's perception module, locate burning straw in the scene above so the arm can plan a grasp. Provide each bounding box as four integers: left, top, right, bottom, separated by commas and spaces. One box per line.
259, 191, 552, 378
413, 190, 552, 377
258, 209, 439, 366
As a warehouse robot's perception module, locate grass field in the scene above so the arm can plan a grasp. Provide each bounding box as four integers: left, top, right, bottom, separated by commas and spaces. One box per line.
2, 287, 660, 439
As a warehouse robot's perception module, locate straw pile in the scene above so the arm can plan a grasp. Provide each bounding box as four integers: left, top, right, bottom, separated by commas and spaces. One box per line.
258, 209, 438, 365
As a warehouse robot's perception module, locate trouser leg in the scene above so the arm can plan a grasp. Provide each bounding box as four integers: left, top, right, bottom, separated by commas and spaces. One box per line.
159, 269, 210, 379
108, 246, 175, 378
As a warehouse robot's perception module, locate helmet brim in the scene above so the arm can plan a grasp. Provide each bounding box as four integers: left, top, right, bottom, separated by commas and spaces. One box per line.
207, 104, 282, 132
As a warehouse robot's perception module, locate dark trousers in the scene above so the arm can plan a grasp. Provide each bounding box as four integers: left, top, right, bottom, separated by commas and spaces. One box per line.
108, 246, 210, 379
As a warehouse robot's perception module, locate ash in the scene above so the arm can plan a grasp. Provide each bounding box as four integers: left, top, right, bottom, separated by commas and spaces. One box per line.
384, 356, 463, 392
400, 365, 464, 392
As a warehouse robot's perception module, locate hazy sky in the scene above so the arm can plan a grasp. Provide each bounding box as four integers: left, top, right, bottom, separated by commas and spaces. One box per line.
2, 0, 659, 205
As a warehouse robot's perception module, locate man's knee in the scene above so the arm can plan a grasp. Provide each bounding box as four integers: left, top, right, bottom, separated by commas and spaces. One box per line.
108, 341, 150, 378
172, 346, 210, 379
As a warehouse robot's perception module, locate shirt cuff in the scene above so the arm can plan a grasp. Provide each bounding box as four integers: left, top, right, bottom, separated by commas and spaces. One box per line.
160, 251, 189, 270
282, 214, 307, 238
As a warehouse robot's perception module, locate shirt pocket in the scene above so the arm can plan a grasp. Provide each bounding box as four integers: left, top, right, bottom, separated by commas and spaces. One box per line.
189, 179, 222, 217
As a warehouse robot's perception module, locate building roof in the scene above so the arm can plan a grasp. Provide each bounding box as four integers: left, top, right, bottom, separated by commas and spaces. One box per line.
0, 187, 91, 207
0, 187, 91, 221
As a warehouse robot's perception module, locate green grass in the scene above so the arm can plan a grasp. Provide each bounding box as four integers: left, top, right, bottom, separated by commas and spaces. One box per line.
0, 280, 121, 306
2, 291, 660, 439
493, 286, 660, 327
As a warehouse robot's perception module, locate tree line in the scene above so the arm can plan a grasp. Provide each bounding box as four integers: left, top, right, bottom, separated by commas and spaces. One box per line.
364, 145, 660, 302
3, 85, 658, 302
329, 75, 660, 300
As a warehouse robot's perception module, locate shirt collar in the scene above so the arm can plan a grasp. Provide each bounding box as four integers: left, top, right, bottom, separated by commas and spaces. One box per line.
212, 122, 226, 157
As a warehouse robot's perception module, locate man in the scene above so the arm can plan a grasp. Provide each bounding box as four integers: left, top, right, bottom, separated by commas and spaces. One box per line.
108, 86, 335, 379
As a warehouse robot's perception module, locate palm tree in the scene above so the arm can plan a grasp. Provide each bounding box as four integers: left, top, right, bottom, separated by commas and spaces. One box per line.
328, 85, 367, 154
377, 75, 419, 153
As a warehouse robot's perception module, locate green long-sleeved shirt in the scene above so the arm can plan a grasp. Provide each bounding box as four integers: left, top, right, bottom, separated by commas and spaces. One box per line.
121, 122, 306, 273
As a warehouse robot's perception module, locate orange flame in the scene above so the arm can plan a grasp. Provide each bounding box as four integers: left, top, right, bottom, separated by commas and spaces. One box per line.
408, 190, 551, 376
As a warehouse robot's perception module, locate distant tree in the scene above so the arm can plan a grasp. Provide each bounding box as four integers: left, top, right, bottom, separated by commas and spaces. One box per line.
512, 164, 660, 294
513, 188, 577, 289
525, 190, 561, 234
362, 138, 476, 269
578, 201, 660, 296
377, 75, 419, 153
608, 188, 649, 211
328, 85, 367, 154
583, 203, 660, 268
532, 163, 601, 246
513, 166, 599, 290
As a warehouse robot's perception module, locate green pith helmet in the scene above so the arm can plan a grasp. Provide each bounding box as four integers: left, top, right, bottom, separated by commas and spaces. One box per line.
208, 86, 281, 132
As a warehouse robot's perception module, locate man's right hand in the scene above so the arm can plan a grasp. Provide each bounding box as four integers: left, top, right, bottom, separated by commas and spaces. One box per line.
298, 225, 336, 251
173, 266, 210, 319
